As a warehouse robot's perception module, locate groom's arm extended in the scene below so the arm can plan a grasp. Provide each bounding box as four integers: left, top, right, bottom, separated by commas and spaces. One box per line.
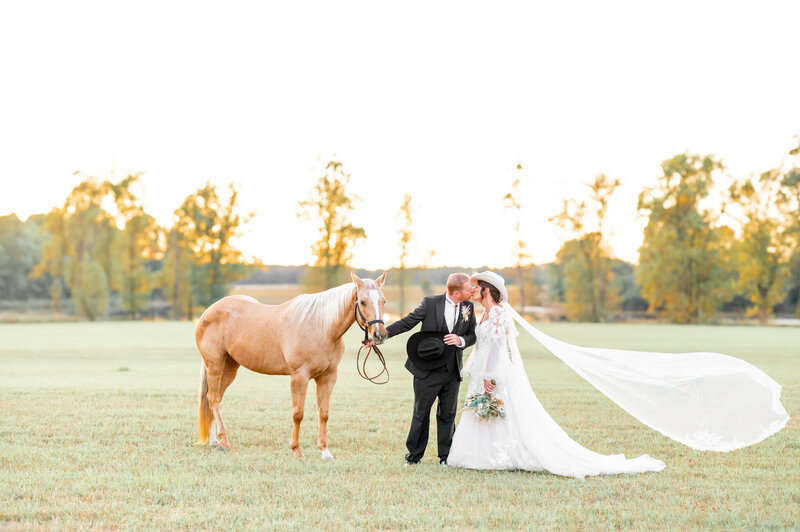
386, 297, 429, 338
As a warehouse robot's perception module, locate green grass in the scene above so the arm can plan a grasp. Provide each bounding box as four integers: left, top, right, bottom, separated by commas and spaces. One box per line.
1, 322, 798, 530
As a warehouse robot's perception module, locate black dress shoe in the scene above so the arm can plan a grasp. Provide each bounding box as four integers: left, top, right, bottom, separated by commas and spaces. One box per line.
439, 458, 448, 466
404, 460, 419, 467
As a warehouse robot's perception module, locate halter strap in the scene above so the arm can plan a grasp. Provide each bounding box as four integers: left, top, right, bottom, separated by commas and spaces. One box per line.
354, 288, 385, 344
353, 287, 389, 384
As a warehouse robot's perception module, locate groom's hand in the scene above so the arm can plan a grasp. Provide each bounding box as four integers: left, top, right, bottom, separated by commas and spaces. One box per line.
443, 334, 462, 346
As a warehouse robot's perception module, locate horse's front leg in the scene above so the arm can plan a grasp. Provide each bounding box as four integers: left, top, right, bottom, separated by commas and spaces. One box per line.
289, 370, 310, 459
315, 369, 338, 461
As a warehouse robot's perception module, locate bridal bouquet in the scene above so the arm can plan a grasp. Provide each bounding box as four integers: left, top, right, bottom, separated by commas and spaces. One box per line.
464, 388, 506, 421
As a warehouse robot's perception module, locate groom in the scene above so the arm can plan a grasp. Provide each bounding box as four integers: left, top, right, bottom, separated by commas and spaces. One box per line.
384, 273, 477, 465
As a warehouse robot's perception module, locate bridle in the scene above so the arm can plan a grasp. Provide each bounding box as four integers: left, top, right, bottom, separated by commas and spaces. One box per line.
354, 289, 385, 343
354, 288, 389, 385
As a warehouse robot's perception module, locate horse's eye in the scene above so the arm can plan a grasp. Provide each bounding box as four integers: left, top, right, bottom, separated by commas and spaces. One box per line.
360, 301, 366, 305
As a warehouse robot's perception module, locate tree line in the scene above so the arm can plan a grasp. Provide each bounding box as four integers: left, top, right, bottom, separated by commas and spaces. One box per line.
0, 174, 255, 320
1, 140, 799, 323
543, 146, 800, 323
299, 144, 800, 324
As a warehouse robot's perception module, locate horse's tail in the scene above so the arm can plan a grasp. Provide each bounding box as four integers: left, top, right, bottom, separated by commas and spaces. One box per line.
197, 362, 212, 445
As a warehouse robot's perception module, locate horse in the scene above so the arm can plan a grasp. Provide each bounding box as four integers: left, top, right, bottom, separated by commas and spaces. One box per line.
195, 272, 388, 460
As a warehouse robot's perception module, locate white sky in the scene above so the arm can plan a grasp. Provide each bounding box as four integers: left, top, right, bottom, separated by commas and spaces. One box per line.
1, 1, 798, 270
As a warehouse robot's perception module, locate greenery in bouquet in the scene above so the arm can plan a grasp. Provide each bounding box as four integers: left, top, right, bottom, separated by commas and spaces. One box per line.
463, 389, 506, 421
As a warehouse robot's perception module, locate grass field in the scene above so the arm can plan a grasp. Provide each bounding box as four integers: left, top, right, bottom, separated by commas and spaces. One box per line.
1, 321, 798, 530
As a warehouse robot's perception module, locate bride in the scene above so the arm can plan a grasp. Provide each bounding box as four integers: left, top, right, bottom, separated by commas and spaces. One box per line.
446, 271, 789, 478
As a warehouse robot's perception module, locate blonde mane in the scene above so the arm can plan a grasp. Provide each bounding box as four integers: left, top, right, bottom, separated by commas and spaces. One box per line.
286, 282, 358, 337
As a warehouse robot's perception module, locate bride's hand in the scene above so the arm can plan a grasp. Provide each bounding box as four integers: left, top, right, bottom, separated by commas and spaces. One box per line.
483, 379, 495, 394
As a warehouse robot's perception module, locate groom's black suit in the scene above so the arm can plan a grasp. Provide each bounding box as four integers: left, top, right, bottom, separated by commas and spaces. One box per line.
386, 294, 477, 463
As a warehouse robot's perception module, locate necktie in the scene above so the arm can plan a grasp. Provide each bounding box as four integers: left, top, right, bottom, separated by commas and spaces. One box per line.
453, 303, 459, 331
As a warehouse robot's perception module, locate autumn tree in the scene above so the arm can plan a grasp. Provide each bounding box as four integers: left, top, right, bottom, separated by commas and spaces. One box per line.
31, 173, 168, 319
503, 165, 531, 309
637, 154, 735, 323
107, 174, 162, 319
0, 214, 47, 300
396, 193, 413, 314
32, 177, 117, 319
298, 160, 366, 290
774, 138, 800, 317
728, 170, 791, 323
162, 225, 193, 319
550, 174, 621, 322
167, 182, 253, 313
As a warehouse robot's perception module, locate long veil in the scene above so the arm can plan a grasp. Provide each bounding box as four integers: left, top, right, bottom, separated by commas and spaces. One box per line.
502, 303, 789, 452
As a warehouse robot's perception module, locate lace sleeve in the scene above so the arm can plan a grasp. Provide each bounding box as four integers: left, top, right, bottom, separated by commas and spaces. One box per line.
484, 306, 511, 382
489, 305, 509, 339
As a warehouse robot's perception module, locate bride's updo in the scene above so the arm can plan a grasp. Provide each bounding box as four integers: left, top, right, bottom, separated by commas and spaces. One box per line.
476, 280, 503, 304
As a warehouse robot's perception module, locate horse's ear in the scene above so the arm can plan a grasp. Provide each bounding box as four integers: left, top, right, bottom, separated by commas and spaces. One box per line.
350, 272, 363, 286
376, 271, 387, 287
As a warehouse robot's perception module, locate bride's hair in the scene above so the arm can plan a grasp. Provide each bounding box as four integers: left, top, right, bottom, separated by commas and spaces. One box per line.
477, 280, 502, 304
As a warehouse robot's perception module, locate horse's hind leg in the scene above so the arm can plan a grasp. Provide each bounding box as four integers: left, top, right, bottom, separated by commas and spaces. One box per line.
289, 370, 311, 459
314, 369, 338, 461
206, 354, 239, 449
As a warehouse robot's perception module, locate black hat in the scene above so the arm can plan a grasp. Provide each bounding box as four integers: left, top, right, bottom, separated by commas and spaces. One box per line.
406, 331, 449, 370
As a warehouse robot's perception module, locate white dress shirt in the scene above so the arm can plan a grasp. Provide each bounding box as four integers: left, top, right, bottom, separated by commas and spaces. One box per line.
444, 294, 466, 347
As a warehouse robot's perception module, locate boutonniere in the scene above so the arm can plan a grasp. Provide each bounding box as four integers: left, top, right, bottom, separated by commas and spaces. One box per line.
461, 306, 471, 321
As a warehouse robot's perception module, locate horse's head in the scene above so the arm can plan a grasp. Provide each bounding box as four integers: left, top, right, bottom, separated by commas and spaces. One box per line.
351, 272, 388, 344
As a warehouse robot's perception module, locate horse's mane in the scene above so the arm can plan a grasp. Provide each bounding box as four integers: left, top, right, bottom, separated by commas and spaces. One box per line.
286, 282, 358, 337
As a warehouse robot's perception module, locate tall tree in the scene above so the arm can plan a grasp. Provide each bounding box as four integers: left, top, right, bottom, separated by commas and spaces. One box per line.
550, 174, 621, 321
32, 208, 69, 310
118, 211, 160, 318
396, 193, 413, 314
0, 214, 46, 300
774, 138, 800, 317
32, 173, 164, 319
637, 154, 735, 323
728, 170, 791, 323
168, 182, 253, 311
32, 177, 116, 319
108, 174, 161, 319
778, 139, 800, 238
503, 165, 531, 309
163, 226, 193, 320
298, 160, 366, 290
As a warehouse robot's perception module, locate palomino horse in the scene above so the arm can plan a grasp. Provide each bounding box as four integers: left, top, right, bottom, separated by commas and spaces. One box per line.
195, 272, 387, 460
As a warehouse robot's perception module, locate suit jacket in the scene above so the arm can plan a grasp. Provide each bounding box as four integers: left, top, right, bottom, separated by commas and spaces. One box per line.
386, 294, 477, 381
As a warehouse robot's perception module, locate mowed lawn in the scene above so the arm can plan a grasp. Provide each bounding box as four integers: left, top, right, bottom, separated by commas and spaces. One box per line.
1, 321, 798, 530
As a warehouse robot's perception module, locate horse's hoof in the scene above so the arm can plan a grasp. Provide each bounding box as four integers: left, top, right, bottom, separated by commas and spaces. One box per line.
216, 445, 230, 452
321, 449, 335, 462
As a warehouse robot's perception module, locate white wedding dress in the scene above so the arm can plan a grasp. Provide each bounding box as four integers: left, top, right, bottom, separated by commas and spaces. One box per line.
447, 305, 666, 478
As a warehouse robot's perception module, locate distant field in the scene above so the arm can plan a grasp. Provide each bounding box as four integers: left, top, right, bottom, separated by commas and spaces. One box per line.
1, 322, 798, 529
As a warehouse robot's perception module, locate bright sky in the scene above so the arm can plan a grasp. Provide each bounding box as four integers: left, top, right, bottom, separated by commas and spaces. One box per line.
1, 1, 798, 270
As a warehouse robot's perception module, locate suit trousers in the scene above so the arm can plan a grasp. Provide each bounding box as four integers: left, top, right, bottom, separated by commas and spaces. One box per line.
405, 365, 461, 462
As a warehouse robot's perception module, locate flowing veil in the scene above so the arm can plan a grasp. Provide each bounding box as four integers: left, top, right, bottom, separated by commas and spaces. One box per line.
501, 302, 790, 452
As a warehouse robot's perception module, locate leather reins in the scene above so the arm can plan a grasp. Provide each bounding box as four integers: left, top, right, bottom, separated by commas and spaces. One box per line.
354, 290, 389, 385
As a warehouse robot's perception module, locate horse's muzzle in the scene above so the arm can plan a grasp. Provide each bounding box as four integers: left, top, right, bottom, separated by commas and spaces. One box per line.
371, 325, 388, 345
